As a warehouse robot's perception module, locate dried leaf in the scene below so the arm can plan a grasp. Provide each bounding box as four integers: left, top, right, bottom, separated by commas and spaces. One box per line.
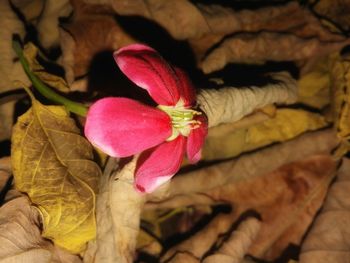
0, 157, 11, 193
23, 43, 70, 92
147, 129, 339, 209
0, 0, 29, 141
156, 155, 337, 261
246, 155, 337, 260
36, 0, 72, 48
59, 0, 135, 84
84, 1, 342, 42
198, 72, 297, 128
331, 52, 350, 139
312, 0, 350, 32
10, 0, 44, 23
202, 218, 261, 263
11, 98, 101, 253
0, 195, 82, 263
297, 55, 336, 109
161, 212, 235, 262
0, 157, 13, 206
162, 216, 260, 263
299, 158, 350, 262
203, 109, 327, 161
0, 196, 51, 262
84, 157, 144, 263
201, 32, 350, 74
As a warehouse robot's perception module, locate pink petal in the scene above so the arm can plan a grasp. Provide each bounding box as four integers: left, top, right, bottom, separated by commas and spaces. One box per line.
114, 44, 180, 106
135, 136, 186, 193
174, 67, 196, 106
187, 114, 208, 163
84, 97, 172, 157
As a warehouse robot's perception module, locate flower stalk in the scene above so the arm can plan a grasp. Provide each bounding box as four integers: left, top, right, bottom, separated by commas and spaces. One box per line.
12, 39, 88, 116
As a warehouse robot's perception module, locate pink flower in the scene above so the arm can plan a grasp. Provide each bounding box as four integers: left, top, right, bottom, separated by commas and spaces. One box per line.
84, 44, 208, 193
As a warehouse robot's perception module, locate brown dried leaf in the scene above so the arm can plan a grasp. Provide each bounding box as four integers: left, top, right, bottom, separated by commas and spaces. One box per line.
37, 0, 72, 48
202, 218, 261, 263
161, 212, 235, 262
201, 32, 350, 74
312, 0, 350, 32
84, 1, 342, 41
0, 157, 11, 195
60, 0, 135, 84
146, 130, 339, 261
10, 0, 44, 23
147, 129, 339, 207
0, 0, 29, 141
157, 155, 337, 262
299, 158, 350, 262
246, 155, 337, 260
161, 216, 260, 263
23, 43, 70, 93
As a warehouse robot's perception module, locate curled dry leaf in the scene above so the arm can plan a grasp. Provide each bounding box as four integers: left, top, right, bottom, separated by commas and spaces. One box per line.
203, 108, 327, 161
147, 129, 339, 207
10, 0, 44, 23
331, 52, 350, 139
299, 158, 350, 262
161, 212, 236, 263
153, 153, 338, 261
146, 130, 339, 260
201, 32, 350, 74
23, 43, 70, 92
297, 54, 337, 109
198, 71, 297, 127
59, 0, 135, 84
84, 157, 144, 263
11, 98, 101, 253
0, 0, 29, 141
161, 216, 260, 263
0, 157, 11, 194
0, 196, 52, 262
83, 1, 342, 42
202, 218, 261, 263
312, 0, 350, 32
36, 0, 72, 49
0, 196, 82, 263
11, 0, 71, 48
246, 155, 337, 260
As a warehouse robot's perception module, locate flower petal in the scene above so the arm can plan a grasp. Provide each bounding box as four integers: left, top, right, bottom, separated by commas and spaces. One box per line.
114, 44, 180, 106
174, 67, 196, 106
187, 114, 208, 163
135, 136, 186, 193
84, 97, 172, 157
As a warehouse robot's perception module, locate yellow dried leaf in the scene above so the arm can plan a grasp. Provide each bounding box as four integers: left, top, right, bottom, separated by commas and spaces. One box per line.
23, 43, 70, 92
203, 109, 328, 160
11, 99, 101, 253
298, 55, 335, 109
332, 53, 350, 139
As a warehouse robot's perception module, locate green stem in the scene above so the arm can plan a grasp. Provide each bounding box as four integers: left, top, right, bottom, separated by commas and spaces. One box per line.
12, 39, 88, 117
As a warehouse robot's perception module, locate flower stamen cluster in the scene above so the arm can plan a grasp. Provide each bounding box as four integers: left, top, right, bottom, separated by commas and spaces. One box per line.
158, 103, 202, 141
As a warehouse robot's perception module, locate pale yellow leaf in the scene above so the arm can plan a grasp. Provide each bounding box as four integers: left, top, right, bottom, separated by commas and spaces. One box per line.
203, 109, 328, 161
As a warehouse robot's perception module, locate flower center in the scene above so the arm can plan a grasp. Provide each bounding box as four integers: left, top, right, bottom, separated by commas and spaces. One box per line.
158, 101, 202, 141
